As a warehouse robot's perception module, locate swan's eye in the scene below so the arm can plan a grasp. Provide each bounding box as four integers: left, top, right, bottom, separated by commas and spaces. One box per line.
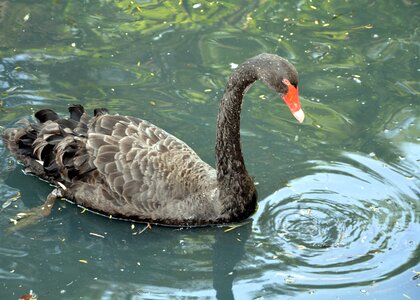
282, 78, 297, 88
282, 79, 291, 86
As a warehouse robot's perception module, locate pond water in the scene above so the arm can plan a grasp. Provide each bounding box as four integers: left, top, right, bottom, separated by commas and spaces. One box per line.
0, 0, 419, 299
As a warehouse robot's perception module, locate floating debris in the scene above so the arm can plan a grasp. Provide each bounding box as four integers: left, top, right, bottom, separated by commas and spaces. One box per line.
223, 222, 249, 232
353, 77, 362, 84
132, 223, 151, 235
368, 249, 385, 255
23, 13, 30, 22
2, 191, 20, 209
79, 259, 88, 264
296, 245, 307, 250
19, 290, 37, 300
285, 275, 296, 284
16, 212, 29, 220
355, 24, 373, 29
5, 86, 21, 93
89, 232, 105, 238
299, 208, 312, 216
134, 3, 142, 12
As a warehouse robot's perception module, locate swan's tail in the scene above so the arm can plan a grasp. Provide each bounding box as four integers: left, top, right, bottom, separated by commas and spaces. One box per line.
2, 105, 108, 184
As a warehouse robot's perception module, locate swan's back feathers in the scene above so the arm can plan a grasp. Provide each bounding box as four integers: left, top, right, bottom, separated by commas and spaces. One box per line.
3, 105, 219, 224
85, 114, 219, 224
85, 114, 216, 207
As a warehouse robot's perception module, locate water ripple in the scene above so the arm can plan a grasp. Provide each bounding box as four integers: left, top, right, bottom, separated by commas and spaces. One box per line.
0, 247, 28, 258
254, 152, 419, 288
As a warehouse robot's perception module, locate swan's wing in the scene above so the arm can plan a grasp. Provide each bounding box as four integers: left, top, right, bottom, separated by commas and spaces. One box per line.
85, 114, 213, 215
3, 106, 217, 223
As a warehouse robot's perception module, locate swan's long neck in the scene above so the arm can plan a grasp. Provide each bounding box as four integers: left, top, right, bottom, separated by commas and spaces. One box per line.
215, 63, 258, 219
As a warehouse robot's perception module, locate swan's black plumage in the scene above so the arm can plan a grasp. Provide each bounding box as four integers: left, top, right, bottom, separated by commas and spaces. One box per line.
2, 53, 301, 226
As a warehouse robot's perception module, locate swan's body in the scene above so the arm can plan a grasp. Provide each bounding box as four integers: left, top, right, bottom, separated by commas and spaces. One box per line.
2, 53, 303, 226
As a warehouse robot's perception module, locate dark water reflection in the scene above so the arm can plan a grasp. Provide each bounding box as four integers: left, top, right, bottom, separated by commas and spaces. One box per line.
1, 0, 419, 299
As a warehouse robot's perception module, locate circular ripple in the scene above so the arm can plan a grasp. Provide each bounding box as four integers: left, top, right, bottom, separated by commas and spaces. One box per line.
269, 198, 370, 249
254, 152, 419, 288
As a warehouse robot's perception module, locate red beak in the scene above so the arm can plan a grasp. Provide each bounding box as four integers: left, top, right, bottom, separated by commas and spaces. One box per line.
282, 79, 304, 123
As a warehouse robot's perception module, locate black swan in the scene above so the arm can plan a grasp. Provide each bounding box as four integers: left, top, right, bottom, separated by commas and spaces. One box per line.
2, 53, 303, 226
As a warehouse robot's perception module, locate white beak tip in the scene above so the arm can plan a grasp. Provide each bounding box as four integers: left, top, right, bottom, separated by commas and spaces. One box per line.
293, 109, 305, 123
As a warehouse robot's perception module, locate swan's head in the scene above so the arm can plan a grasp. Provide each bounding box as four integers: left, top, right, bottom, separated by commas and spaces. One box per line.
249, 53, 304, 123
